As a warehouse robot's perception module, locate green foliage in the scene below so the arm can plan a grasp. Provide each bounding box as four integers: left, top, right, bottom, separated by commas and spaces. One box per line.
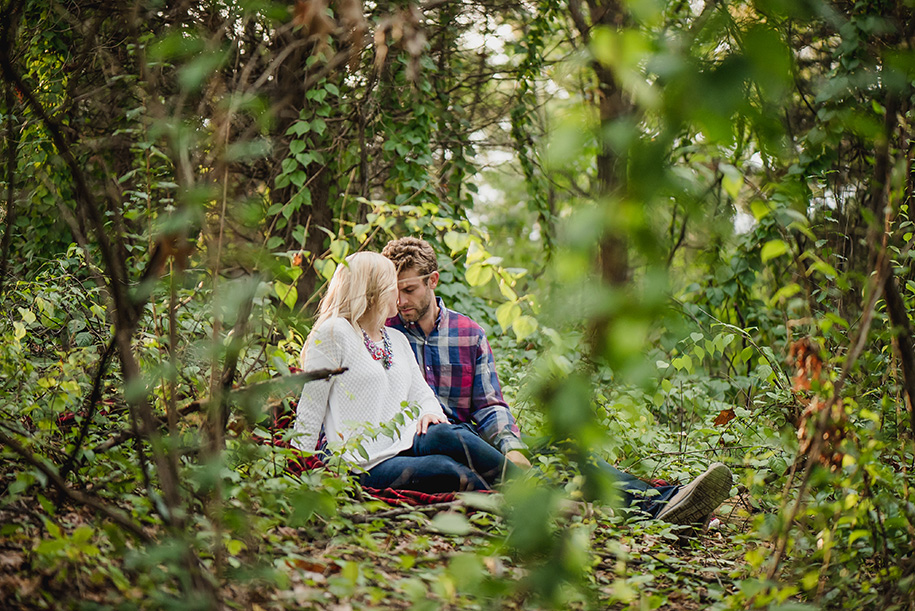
3, 0, 915, 609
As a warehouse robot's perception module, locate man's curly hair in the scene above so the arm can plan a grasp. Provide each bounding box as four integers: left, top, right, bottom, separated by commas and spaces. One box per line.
381, 237, 438, 277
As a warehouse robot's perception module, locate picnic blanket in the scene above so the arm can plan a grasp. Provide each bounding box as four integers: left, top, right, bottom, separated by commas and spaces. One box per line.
262, 399, 462, 507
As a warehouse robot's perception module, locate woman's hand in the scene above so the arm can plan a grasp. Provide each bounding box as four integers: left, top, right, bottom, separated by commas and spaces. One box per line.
416, 412, 448, 434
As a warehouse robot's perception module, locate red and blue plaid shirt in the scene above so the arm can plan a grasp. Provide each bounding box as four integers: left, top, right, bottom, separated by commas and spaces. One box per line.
387, 298, 527, 454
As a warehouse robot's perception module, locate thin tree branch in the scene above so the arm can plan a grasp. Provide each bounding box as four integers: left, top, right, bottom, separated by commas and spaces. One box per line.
57, 336, 117, 486
0, 428, 149, 541
0, 80, 17, 294
92, 368, 347, 455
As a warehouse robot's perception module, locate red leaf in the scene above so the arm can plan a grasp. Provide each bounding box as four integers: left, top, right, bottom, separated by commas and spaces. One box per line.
714, 408, 736, 426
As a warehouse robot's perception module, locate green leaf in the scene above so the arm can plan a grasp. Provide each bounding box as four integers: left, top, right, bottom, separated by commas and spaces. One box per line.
761, 239, 789, 262
295, 152, 315, 167
443, 231, 470, 254
35, 539, 66, 555
496, 302, 521, 332
147, 32, 204, 61
672, 355, 693, 373
750, 200, 771, 220
280, 158, 297, 174
329, 239, 349, 261
768, 604, 819, 611
429, 512, 472, 535
457, 491, 502, 512
720, 163, 743, 200
807, 259, 837, 278
789, 220, 816, 241
226, 539, 246, 555
353, 223, 369, 242
18, 308, 36, 325
71, 526, 91, 543
286, 120, 310, 136
465, 263, 492, 287
801, 571, 820, 591
178, 52, 225, 92
770, 282, 801, 304
498, 279, 518, 301
314, 259, 337, 282
513, 316, 538, 341
273, 280, 297, 310
289, 170, 307, 187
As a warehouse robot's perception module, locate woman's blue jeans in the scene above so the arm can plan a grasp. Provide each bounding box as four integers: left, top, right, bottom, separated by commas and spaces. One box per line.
361, 423, 516, 493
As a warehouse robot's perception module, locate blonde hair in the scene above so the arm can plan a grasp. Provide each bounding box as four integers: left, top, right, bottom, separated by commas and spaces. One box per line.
313, 251, 397, 333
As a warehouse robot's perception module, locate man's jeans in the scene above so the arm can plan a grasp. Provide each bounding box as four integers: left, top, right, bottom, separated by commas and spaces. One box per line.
361, 423, 517, 493
528, 436, 680, 518
597, 459, 680, 518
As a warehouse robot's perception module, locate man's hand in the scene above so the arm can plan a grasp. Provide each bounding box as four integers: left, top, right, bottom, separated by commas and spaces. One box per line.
505, 450, 532, 470
416, 412, 448, 434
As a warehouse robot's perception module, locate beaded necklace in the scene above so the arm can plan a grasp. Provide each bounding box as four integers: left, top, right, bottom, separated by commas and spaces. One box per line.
361, 327, 393, 370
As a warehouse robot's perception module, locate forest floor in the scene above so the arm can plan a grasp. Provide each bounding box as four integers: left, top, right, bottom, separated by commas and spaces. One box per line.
257, 491, 761, 610
0, 487, 762, 610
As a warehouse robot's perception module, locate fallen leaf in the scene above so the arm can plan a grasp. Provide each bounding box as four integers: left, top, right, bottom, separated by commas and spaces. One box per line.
713, 408, 736, 426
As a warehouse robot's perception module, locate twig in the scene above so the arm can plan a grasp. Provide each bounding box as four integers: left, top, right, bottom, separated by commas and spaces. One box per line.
91, 369, 346, 455
678, 300, 790, 391
345, 501, 460, 523
0, 428, 149, 541
57, 337, 117, 487
595, 549, 719, 584
765, 217, 893, 581
625, 445, 763, 468
0, 80, 18, 295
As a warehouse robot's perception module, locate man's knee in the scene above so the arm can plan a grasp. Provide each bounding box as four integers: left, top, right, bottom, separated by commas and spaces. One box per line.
414, 455, 488, 492
417, 422, 462, 452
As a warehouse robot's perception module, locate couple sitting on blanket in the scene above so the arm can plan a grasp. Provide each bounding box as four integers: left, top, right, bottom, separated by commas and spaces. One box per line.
294, 237, 733, 526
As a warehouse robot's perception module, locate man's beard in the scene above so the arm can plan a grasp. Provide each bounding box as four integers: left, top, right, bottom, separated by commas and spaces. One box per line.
401, 293, 431, 323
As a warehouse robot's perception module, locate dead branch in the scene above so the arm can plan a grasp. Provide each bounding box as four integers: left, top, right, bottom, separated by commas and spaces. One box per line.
0, 428, 149, 541
0, 82, 18, 295
91, 368, 347, 455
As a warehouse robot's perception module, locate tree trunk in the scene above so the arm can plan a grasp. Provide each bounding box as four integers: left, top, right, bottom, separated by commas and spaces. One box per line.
585, 0, 632, 285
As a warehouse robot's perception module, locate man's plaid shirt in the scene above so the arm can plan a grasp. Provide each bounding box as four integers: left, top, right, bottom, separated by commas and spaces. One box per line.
387, 298, 527, 454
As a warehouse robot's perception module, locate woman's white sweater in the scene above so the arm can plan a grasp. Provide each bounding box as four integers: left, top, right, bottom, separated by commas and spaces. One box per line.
293, 317, 445, 469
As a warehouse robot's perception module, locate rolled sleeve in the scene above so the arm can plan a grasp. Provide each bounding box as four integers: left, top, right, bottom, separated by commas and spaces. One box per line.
470, 335, 527, 454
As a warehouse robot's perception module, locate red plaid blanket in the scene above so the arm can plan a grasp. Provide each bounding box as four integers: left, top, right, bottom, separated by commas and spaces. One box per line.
263, 399, 461, 507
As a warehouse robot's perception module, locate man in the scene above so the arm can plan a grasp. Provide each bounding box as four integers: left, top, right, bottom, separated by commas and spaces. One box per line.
382, 237, 532, 470
382, 237, 732, 526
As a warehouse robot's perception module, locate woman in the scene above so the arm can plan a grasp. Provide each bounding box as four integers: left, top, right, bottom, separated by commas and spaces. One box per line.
293, 251, 514, 493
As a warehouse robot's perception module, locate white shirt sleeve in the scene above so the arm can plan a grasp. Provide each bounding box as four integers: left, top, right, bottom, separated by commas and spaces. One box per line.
292, 320, 345, 452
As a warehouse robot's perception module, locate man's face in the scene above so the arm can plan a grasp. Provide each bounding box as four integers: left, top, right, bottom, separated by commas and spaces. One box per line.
396, 268, 438, 323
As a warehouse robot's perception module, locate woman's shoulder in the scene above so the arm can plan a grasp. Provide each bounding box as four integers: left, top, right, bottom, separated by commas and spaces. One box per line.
385, 325, 408, 343
310, 317, 358, 344
385, 327, 414, 354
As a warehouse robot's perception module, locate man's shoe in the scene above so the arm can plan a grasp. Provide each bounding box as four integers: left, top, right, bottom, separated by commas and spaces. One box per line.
655, 462, 732, 526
